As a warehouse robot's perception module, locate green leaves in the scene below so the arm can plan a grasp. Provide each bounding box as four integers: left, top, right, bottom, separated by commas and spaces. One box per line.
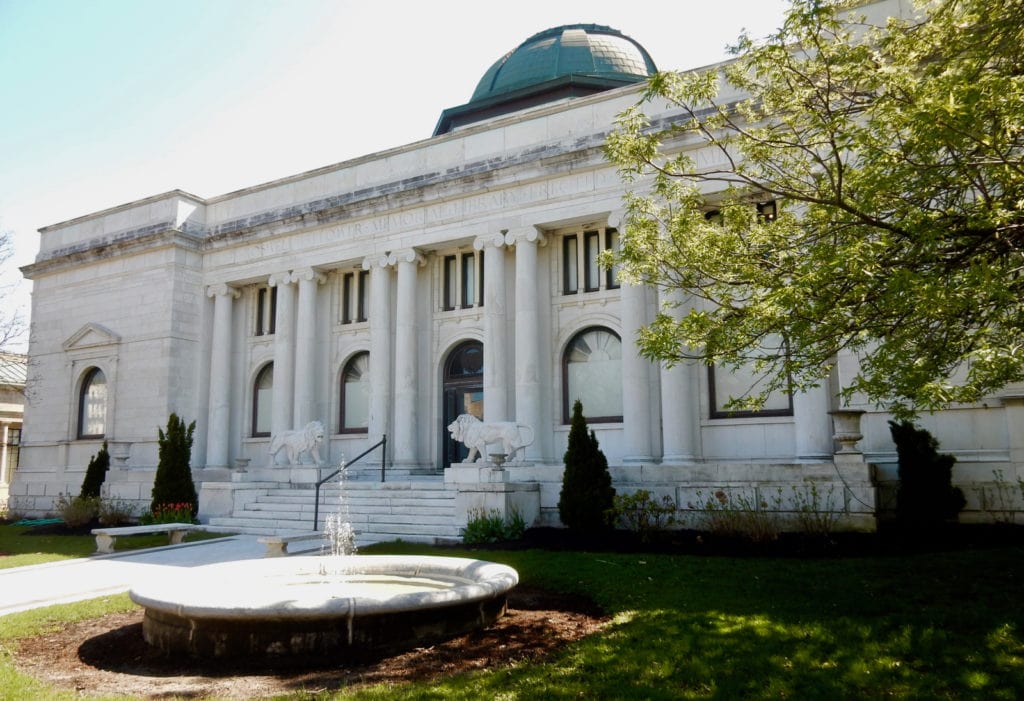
606, 0, 1024, 416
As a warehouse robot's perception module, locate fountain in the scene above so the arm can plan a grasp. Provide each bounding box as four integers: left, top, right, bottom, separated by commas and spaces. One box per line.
129, 450, 519, 660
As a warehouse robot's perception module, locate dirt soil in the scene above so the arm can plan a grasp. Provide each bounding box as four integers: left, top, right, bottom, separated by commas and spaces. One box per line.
14, 585, 606, 699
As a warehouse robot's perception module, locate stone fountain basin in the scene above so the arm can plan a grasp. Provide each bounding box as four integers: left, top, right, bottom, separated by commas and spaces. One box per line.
129, 554, 519, 660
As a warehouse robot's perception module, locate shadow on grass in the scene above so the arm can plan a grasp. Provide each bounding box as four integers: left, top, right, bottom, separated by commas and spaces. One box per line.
356, 536, 1024, 700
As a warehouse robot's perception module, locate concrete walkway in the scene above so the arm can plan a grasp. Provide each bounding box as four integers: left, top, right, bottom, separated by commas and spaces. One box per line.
0, 535, 269, 617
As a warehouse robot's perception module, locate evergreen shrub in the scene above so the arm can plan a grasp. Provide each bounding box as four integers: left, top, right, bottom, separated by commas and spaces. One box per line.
558, 399, 615, 533
151, 414, 198, 519
889, 420, 965, 530
79, 442, 110, 499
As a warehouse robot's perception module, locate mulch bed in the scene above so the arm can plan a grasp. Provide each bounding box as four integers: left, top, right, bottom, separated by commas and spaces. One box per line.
14, 585, 606, 699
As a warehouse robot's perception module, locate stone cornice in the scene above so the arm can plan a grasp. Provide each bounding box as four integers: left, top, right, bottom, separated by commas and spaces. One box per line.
22, 226, 204, 279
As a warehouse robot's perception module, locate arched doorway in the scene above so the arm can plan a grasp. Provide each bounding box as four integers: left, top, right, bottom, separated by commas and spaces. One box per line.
442, 341, 483, 466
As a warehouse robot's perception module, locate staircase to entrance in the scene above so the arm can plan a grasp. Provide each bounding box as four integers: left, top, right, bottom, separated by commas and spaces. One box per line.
206, 474, 460, 546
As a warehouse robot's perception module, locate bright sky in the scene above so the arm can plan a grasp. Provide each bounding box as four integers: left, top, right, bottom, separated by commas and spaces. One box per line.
0, 0, 789, 350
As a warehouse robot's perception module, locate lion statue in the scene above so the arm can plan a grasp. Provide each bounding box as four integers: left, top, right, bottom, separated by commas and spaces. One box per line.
268, 420, 326, 466
447, 414, 535, 464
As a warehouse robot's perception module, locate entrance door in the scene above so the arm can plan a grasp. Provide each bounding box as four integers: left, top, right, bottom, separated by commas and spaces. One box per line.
442, 341, 483, 467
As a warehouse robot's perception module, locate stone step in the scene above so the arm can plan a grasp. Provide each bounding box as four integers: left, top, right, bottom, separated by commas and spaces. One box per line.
247, 503, 456, 518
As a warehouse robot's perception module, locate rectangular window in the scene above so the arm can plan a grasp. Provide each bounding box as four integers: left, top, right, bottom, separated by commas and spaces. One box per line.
357, 269, 369, 322
341, 273, 354, 324
441, 251, 484, 311
461, 252, 476, 307
5, 427, 19, 475
563, 234, 578, 294
255, 286, 277, 336
584, 230, 600, 292
605, 228, 620, 290
443, 255, 458, 310
708, 336, 792, 418
562, 227, 622, 296
339, 270, 370, 324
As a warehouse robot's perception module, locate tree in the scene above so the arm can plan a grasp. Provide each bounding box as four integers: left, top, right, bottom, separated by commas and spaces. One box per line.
605, 0, 1024, 417
0, 227, 26, 351
151, 414, 198, 518
558, 400, 615, 533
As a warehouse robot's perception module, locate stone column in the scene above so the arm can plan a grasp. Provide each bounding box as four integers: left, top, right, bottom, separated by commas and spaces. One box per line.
363, 255, 393, 445
269, 271, 296, 435
620, 280, 654, 461
389, 249, 424, 466
793, 383, 834, 460
475, 232, 509, 422
506, 227, 546, 460
291, 267, 326, 428
205, 284, 239, 469
658, 288, 699, 463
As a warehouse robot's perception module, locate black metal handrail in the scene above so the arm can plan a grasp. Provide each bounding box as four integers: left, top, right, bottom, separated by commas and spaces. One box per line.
312, 434, 387, 531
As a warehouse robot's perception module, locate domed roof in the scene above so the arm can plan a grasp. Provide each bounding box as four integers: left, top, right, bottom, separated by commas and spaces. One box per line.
471, 24, 657, 102
434, 24, 657, 136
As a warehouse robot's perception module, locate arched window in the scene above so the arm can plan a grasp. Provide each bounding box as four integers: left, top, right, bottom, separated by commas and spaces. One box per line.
78, 367, 107, 438
563, 327, 623, 423
252, 363, 273, 437
340, 352, 370, 433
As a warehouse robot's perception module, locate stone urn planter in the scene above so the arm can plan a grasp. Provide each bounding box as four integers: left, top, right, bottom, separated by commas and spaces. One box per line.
829, 410, 865, 453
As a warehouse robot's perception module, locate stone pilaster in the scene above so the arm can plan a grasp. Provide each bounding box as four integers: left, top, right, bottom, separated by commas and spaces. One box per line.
475, 232, 509, 423
268, 271, 296, 435
388, 249, 424, 466
793, 383, 834, 460
291, 267, 325, 428
363, 254, 393, 446
506, 227, 546, 460
205, 283, 239, 469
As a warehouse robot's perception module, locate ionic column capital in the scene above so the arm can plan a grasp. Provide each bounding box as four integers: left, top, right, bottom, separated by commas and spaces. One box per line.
206, 283, 240, 299
290, 267, 326, 285
473, 233, 507, 251
267, 271, 294, 287
362, 254, 392, 270
504, 227, 547, 247
387, 248, 425, 266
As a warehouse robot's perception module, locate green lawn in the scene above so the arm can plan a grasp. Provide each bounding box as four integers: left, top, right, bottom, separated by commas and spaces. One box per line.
0, 524, 231, 568
0, 537, 1022, 699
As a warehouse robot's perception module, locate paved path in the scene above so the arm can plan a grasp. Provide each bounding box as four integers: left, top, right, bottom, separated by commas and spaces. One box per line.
0, 535, 268, 617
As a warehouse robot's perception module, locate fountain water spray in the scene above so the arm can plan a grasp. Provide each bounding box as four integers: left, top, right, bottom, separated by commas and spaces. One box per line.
323, 456, 357, 557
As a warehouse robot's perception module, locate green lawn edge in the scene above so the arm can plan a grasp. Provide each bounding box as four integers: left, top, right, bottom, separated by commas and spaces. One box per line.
1, 539, 1022, 699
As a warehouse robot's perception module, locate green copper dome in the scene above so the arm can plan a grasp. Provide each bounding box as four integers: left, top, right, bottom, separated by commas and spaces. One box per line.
471, 24, 657, 102
434, 24, 657, 136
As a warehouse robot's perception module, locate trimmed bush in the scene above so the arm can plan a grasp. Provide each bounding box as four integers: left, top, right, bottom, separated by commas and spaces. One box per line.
151, 414, 198, 518
558, 399, 615, 533
79, 442, 110, 499
889, 420, 965, 530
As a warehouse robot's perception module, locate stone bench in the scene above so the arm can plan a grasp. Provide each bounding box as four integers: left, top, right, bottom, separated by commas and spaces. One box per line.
257, 532, 328, 557
91, 523, 199, 554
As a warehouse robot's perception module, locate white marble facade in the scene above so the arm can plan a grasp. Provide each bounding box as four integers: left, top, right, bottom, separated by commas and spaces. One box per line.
11, 2, 1024, 528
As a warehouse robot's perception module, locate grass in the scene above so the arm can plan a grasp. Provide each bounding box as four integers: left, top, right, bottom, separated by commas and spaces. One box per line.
0, 524, 233, 569
1, 536, 1023, 699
